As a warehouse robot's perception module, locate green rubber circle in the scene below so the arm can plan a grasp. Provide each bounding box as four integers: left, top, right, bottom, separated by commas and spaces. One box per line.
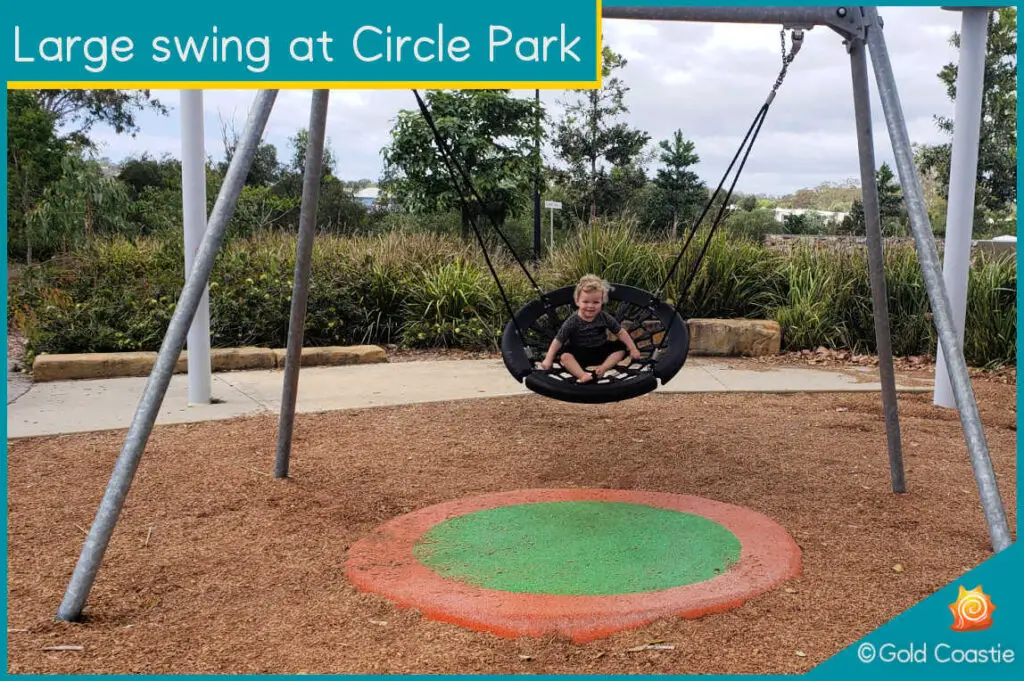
412, 501, 742, 595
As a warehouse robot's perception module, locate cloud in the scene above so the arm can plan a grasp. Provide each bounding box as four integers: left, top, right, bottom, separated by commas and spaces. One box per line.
84, 6, 966, 196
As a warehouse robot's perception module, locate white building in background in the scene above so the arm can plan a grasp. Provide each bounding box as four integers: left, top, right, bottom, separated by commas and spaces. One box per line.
772, 207, 849, 225
355, 186, 381, 210
725, 204, 850, 225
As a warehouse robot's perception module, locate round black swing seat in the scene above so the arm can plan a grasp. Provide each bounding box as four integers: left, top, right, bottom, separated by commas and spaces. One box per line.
500, 283, 690, 404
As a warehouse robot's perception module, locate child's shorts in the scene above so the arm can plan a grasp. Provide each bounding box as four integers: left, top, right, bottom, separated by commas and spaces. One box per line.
560, 340, 628, 368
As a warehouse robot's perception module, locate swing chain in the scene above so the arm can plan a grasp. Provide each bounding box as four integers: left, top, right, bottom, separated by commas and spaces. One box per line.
772, 28, 804, 95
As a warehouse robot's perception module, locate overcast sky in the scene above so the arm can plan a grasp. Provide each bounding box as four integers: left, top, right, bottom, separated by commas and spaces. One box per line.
83, 6, 967, 197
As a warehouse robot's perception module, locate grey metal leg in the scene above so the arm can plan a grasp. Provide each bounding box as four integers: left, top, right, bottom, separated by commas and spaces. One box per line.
56, 90, 281, 622
848, 35, 906, 494
275, 90, 331, 479
864, 8, 1011, 552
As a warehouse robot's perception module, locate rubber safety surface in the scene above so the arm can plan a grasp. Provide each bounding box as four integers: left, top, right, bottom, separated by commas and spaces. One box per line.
345, 488, 801, 642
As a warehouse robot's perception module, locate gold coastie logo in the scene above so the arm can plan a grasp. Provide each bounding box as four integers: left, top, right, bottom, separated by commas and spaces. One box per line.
949, 585, 995, 632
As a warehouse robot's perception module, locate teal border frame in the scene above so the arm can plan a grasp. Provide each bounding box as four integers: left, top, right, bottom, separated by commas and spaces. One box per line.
2, 1, 1019, 678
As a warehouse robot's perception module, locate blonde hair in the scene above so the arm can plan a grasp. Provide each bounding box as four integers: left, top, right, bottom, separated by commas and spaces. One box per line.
574, 274, 611, 303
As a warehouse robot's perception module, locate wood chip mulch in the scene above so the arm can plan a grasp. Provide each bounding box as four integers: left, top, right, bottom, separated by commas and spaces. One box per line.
5, 364, 1017, 675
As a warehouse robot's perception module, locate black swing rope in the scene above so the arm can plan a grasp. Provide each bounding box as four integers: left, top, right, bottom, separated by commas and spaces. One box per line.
408, 27, 803, 379
409, 90, 543, 347
643, 28, 805, 356
411, 90, 646, 373
657, 28, 804, 310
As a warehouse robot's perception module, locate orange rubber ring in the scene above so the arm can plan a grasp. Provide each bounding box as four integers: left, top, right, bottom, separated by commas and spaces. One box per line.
345, 488, 802, 642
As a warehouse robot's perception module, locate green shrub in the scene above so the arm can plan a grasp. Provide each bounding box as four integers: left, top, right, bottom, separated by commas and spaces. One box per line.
770, 245, 858, 350
964, 252, 1017, 367
399, 259, 501, 348
10, 223, 1016, 369
545, 219, 667, 295
870, 244, 936, 357
668, 229, 786, 319
722, 208, 779, 244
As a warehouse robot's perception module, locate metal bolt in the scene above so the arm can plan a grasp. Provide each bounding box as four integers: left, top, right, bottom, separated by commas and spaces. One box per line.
837, 7, 848, 17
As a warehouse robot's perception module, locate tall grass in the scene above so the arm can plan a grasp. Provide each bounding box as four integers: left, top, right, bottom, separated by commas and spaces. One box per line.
545, 220, 668, 294
670, 229, 787, 319
771, 246, 856, 350
964, 252, 1017, 367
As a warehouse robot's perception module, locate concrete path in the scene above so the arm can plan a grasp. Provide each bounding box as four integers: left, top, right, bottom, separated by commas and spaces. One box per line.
7, 357, 933, 439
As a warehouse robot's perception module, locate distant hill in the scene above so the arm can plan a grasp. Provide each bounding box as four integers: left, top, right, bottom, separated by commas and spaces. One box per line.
772, 179, 862, 212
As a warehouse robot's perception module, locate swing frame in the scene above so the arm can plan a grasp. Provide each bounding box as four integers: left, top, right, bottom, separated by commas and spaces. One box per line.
53, 7, 1014, 625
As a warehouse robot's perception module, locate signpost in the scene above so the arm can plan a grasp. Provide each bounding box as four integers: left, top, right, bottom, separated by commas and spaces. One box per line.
544, 200, 562, 251
533, 89, 542, 263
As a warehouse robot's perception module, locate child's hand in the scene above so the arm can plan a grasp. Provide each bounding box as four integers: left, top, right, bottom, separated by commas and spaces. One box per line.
540, 359, 553, 370
630, 349, 643, 360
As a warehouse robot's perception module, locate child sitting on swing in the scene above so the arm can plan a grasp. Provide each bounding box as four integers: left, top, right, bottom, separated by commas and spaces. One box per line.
539, 274, 643, 383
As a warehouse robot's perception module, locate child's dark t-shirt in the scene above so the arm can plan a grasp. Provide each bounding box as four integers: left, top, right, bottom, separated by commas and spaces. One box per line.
555, 311, 621, 349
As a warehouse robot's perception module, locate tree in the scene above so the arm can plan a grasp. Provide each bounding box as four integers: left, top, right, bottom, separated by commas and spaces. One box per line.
876, 163, 904, 225
596, 162, 649, 218
271, 128, 337, 199
287, 128, 337, 176
652, 130, 707, 239
780, 179, 861, 211
269, 129, 368, 234
738, 195, 759, 212
26, 153, 133, 259
7, 90, 71, 262
845, 199, 866, 236
841, 163, 907, 236
218, 119, 282, 187
782, 212, 821, 235
34, 89, 168, 145
916, 8, 1017, 213
240, 142, 282, 187
551, 47, 651, 223
380, 89, 542, 239
117, 153, 183, 198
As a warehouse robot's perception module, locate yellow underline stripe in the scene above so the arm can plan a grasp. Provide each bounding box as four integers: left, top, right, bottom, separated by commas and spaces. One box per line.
8, 80, 602, 90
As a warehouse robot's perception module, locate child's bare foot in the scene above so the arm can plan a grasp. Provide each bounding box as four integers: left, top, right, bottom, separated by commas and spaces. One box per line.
576, 372, 593, 383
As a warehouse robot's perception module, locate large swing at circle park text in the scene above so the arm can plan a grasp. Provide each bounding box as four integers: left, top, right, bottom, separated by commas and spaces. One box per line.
53, 6, 1013, 643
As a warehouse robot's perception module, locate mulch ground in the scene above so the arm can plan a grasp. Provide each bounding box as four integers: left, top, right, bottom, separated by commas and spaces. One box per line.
5, 360, 1017, 675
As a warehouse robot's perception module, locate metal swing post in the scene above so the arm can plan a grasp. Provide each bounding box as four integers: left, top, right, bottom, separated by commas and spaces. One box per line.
861, 6, 1011, 553
56, 90, 280, 622
600, 5, 1012, 553
846, 23, 906, 494
275, 89, 331, 479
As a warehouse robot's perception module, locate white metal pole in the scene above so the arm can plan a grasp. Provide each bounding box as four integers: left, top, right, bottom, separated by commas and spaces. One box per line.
549, 209, 554, 250
934, 8, 990, 409
180, 89, 212, 404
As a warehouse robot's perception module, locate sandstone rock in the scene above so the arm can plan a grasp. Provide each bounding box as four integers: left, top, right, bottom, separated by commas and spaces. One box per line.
32, 351, 158, 382
31, 345, 386, 381
211, 347, 277, 371
687, 319, 781, 357
272, 345, 387, 368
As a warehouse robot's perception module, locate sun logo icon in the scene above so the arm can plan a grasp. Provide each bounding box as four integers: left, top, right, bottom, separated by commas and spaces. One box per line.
949, 585, 995, 632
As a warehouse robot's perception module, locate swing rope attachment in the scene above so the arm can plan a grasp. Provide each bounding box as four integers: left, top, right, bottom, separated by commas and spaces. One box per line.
654, 28, 805, 319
